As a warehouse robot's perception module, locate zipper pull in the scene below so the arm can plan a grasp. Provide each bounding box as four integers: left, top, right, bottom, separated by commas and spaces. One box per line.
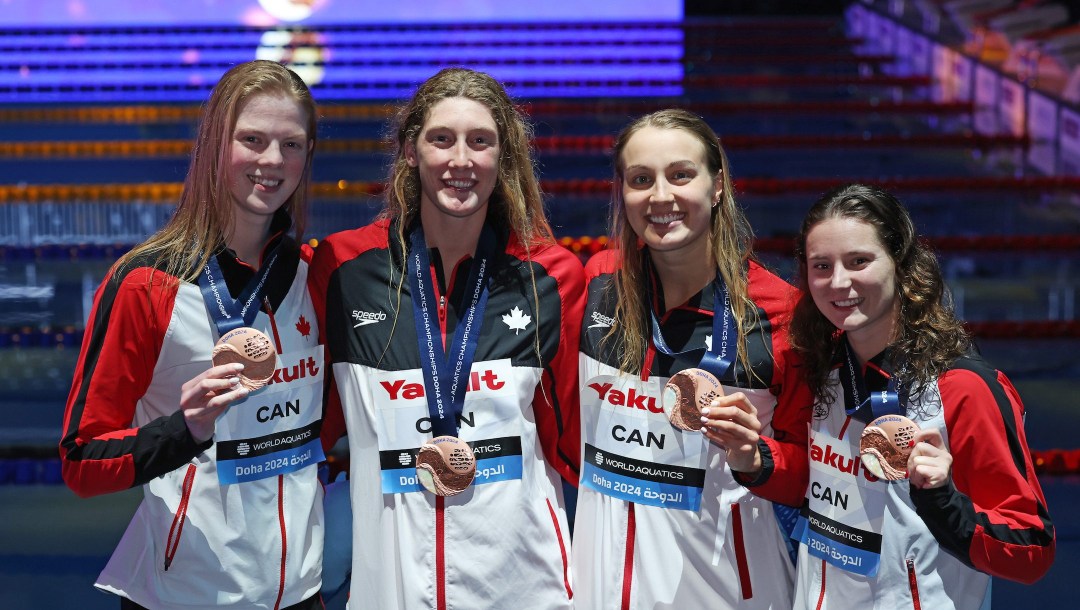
439, 295, 447, 323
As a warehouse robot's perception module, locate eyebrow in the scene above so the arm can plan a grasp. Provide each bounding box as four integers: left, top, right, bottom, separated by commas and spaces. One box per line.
624, 160, 699, 172
234, 127, 308, 139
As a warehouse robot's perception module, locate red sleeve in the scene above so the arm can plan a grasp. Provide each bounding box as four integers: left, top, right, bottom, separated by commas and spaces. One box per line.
533, 243, 586, 485
910, 364, 1055, 583
736, 263, 812, 506
748, 343, 812, 506
59, 266, 206, 498
309, 236, 347, 452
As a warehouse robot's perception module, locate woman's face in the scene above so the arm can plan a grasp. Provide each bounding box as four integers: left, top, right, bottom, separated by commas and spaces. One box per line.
226, 92, 311, 225
406, 96, 500, 226
805, 216, 899, 358
619, 126, 719, 259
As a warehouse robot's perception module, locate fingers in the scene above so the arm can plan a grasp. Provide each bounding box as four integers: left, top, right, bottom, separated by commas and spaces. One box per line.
206, 362, 247, 380
700, 393, 760, 434
180, 363, 251, 442
912, 427, 945, 450
906, 428, 952, 489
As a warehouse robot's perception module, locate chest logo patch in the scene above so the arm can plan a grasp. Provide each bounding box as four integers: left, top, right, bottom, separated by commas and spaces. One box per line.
352, 309, 387, 328
502, 306, 531, 334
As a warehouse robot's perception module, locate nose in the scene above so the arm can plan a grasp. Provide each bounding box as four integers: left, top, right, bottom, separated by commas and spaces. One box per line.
650, 178, 674, 203
829, 266, 851, 290
261, 141, 285, 167
448, 141, 471, 168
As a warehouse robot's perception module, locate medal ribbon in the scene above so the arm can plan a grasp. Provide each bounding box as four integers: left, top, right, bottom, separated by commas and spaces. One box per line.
839, 336, 902, 423
646, 260, 735, 381
197, 243, 282, 335
407, 224, 496, 438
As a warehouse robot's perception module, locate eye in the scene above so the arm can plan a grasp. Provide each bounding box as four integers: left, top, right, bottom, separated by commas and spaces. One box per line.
627, 174, 651, 186
671, 169, 694, 181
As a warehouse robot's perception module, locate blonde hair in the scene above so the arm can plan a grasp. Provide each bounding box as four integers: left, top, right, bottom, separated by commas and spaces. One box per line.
383, 67, 552, 248
114, 60, 317, 283
378, 68, 554, 365
606, 109, 758, 377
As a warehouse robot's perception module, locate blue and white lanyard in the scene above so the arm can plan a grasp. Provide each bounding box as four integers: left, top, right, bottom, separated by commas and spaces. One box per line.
407, 225, 496, 438
646, 262, 735, 382
197, 244, 281, 335
839, 337, 903, 423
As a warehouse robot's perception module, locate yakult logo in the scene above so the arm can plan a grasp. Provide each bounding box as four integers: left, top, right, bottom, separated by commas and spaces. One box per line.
810, 440, 879, 482
267, 355, 320, 386
380, 369, 505, 400
588, 382, 663, 414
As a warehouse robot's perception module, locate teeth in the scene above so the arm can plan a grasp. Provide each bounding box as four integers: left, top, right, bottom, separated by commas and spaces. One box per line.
649, 213, 684, 224
446, 180, 473, 189
834, 298, 862, 307
250, 176, 281, 187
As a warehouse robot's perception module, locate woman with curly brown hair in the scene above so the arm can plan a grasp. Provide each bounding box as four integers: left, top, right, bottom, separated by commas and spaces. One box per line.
785, 183, 1055, 609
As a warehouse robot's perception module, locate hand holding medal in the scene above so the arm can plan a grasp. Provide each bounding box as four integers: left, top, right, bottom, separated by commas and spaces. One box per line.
905, 426, 953, 489
662, 368, 724, 431
211, 327, 278, 391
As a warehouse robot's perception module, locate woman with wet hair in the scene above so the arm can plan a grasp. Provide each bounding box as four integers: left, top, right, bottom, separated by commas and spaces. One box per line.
574, 108, 810, 609
785, 183, 1055, 609
61, 60, 326, 609
311, 67, 584, 609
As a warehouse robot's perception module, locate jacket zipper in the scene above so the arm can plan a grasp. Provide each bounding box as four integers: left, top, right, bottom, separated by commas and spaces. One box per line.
263, 296, 288, 610
906, 557, 922, 610
731, 502, 753, 599
621, 503, 637, 610
814, 558, 827, 610
431, 255, 457, 609
163, 463, 197, 571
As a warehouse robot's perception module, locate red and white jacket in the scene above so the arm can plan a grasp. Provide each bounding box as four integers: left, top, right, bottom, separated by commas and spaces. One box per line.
575, 250, 811, 610
310, 218, 584, 610
60, 218, 324, 610
790, 348, 1055, 610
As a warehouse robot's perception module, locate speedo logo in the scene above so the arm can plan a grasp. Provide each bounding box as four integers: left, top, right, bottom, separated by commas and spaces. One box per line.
352, 309, 387, 328
588, 311, 614, 329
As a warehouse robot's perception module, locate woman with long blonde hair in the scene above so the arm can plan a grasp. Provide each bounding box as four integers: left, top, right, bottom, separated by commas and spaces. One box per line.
60, 60, 327, 609
574, 108, 810, 609
310, 67, 584, 609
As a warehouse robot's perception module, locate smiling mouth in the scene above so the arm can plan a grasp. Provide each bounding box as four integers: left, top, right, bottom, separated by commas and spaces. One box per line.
445, 179, 475, 190
833, 298, 863, 307
648, 212, 684, 224
249, 175, 282, 188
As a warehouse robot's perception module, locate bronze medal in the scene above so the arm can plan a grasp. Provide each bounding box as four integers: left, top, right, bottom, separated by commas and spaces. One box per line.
661, 367, 724, 431
416, 435, 477, 496
211, 327, 277, 391
859, 414, 920, 480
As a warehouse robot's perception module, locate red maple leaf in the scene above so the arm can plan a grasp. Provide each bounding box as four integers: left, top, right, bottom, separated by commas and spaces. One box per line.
296, 315, 311, 337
